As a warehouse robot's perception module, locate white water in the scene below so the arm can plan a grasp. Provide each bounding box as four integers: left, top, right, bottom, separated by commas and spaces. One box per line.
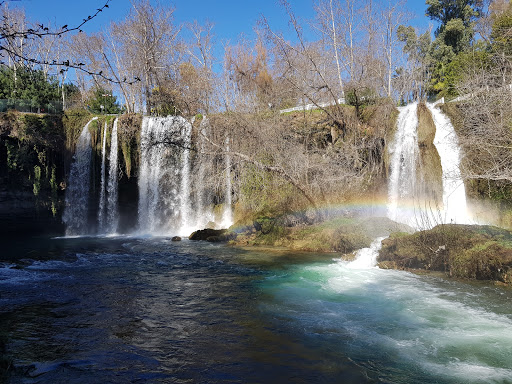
62, 117, 98, 236
388, 103, 470, 228
220, 136, 233, 228
106, 118, 119, 234
387, 103, 419, 227
179, 119, 193, 234
347, 237, 385, 269
138, 116, 199, 236
428, 103, 470, 224
262, 248, 512, 383
97, 122, 108, 232
194, 117, 215, 228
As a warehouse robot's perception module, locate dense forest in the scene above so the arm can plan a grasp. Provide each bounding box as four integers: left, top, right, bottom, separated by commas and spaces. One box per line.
1, 0, 512, 230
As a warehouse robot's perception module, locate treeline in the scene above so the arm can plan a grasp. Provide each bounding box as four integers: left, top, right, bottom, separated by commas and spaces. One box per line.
1, 0, 512, 217
2, 0, 510, 114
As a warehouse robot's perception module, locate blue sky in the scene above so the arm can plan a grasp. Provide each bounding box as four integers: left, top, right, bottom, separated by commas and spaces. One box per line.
7, 0, 433, 44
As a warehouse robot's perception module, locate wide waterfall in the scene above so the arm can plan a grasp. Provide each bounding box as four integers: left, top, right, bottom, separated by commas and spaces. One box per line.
138, 116, 195, 235
62, 117, 98, 236
387, 102, 469, 228
106, 118, 119, 234
428, 104, 469, 224
97, 122, 108, 232
387, 103, 419, 226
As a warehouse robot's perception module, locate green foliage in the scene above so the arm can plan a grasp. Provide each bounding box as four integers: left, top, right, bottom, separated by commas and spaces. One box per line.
426, 0, 483, 36
62, 108, 94, 151
411, 0, 484, 97
33, 165, 41, 196
435, 48, 490, 98
86, 87, 123, 114
0, 66, 61, 111
491, 4, 512, 55
396, 25, 433, 98
345, 87, 377, 109
239, 161, 297, 217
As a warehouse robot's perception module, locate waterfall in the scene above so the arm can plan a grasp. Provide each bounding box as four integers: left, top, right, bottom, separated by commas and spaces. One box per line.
388, 102, 470, 228
97, 122, 108, 232
106, 118, 119, 234
63, 117, 97, 236
428, 104, 469, 224
138, 116, 193, 235
179, 118, 192, 233
194, 117, 215, 228
387, 103, 419, 226
220, 136, 233, 228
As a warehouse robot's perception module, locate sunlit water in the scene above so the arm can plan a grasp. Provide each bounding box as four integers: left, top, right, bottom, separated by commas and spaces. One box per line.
1, 237, 511, 383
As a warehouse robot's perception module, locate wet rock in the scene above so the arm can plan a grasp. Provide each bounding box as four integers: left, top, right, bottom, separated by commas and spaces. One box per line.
171, 236, 181, 242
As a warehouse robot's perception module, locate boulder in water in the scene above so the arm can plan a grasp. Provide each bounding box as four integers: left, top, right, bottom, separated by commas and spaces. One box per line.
171, 236, 181, 242
189, 228, 236, 242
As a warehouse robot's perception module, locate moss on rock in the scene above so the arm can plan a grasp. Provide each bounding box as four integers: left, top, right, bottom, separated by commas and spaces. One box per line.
378, 224, 512, 284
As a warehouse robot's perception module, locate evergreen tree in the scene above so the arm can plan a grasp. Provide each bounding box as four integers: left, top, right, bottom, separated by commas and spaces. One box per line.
491, 3, 512, 56
0, 66, 61, 111
426, 0, 484, 97
87, 87, 122, 114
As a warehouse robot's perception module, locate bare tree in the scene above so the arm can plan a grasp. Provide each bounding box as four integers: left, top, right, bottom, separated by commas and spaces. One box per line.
261, 1, 347, 135
381, 0, 408, 98
455, 54, 512, 183
111, 0, 180, 114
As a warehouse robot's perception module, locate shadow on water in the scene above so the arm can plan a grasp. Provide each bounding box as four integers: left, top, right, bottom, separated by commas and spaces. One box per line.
1, 236, 372, 383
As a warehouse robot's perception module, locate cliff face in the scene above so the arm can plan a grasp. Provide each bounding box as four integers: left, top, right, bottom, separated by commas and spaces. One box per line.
0, 111, 67, 237
416, 102, 443, 207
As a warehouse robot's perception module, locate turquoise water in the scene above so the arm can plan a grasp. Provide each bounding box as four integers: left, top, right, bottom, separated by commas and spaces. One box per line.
1, 237, 511, 383
260, 257, 512, 383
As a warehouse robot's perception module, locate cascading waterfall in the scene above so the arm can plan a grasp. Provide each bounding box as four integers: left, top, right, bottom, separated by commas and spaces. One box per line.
63, 117, 98, 236
138, 116, 193, 235
387, 102, 419, 226
221, 136, 233, 228
428, 104, 469, 224
106, 118, 119, 234
97, 122, 108, 232
179, 118, 192, 234
388, 102, 469, 228
194, 117, 214, 228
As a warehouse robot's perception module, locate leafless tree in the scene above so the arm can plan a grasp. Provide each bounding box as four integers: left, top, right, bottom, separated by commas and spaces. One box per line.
110, 0, 180, 114
455, 55, 512, 183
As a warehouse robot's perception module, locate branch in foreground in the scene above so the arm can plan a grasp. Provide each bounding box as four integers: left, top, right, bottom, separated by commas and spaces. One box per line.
200, 128, 319, 211
1, 0, 111, 40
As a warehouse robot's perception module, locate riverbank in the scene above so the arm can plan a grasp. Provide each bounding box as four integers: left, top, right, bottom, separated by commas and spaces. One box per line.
190, 217, 512, 286
378, 224, 512, 285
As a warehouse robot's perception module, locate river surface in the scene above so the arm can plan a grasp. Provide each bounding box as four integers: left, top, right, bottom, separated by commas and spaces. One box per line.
1, 236, 511, 383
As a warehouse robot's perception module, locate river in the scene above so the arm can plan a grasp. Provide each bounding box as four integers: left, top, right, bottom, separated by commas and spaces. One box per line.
1, 236, 511, 383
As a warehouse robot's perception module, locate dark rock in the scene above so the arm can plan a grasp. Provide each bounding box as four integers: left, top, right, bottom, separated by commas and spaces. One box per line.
171, 236, 181, 241
189, 228, 227, 241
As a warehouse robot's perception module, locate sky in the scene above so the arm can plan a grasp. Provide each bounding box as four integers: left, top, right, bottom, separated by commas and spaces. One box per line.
3, 0, 435, 81
6, 0, 433, 45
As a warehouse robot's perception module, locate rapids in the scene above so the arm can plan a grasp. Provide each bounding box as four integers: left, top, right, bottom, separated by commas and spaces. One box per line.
1, 237, 511, 383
